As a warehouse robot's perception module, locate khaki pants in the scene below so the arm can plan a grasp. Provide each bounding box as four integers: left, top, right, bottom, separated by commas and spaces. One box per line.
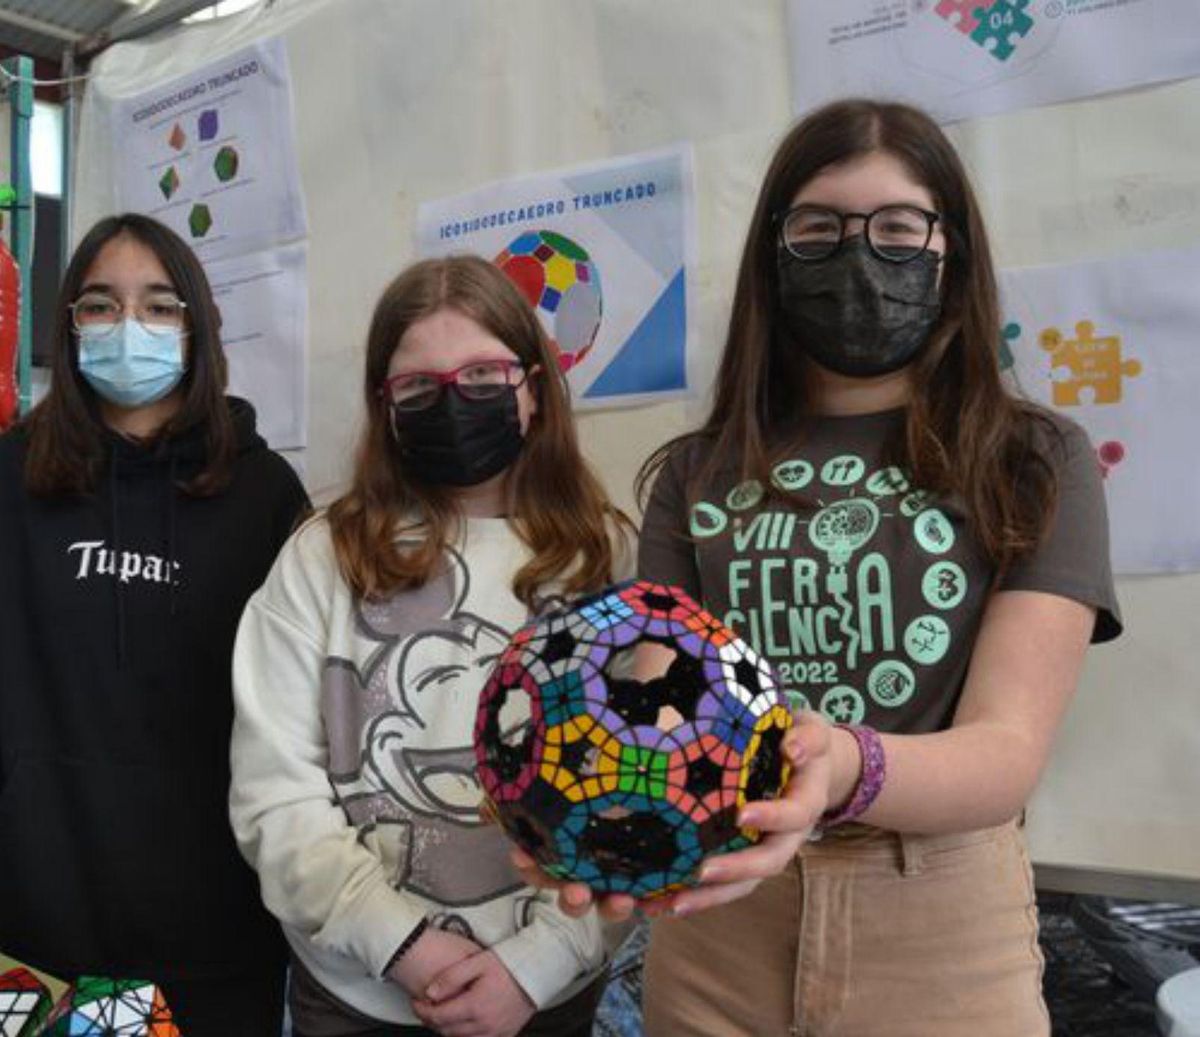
643, 821, 1049, 1037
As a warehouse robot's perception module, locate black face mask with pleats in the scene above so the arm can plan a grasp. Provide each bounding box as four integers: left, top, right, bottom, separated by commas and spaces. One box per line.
390, 387, 524, 487
777, 236, 942, 378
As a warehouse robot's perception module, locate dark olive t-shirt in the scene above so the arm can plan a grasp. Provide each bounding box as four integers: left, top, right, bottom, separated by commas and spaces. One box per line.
638, 409, 1122, 733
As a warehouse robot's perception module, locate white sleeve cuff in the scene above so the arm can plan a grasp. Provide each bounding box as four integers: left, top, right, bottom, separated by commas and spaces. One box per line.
489, 911, 604, 1009
312, 872, 428, 978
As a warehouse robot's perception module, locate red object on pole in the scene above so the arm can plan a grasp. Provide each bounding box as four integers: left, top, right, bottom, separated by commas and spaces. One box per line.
0, 231, 19, 430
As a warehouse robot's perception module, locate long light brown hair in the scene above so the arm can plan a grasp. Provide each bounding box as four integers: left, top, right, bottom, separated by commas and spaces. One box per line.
23, 214, 234, 497
639, 98, 1058, 568
328, 255, 628, 606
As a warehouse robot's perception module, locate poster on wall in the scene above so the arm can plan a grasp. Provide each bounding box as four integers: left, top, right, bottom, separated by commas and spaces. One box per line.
1000, 244, 1200, 574
98, 36, 309, 449
206, 243, 307, 450
416, 146, 696, 409
107, 37, 307, 261
787, 0, 1200, 124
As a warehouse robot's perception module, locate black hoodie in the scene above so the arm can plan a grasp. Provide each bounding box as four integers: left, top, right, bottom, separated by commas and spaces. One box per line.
0, 397, 309, 981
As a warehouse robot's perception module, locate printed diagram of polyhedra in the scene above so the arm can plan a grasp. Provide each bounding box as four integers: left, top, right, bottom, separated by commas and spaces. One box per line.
213, 146, 239, 182
188, 203, 213, 238
197, 109, 219, 142
158, 166, 181, 200
475, 580, 792, 898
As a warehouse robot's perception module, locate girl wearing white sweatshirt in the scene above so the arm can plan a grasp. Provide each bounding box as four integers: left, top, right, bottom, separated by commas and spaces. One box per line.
230, 256, 631, 1037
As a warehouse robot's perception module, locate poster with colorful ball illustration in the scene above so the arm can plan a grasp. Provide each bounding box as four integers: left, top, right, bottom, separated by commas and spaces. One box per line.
417, 145, 695, 408
787, 0, 1200, 124
1000, 243, 1200, 574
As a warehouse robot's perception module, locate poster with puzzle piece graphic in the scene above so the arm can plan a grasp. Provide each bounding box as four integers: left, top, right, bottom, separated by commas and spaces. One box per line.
787, 0, 1200, 123
1000, 244, 1200, 573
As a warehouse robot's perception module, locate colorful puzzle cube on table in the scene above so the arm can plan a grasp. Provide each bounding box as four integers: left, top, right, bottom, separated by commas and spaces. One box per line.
475, 580, 792, 898
0, 968, 53, 1037
40, 977, 180, 1037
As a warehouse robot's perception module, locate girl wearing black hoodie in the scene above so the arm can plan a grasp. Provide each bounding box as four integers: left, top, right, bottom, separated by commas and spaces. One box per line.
0, 214, 309, 1034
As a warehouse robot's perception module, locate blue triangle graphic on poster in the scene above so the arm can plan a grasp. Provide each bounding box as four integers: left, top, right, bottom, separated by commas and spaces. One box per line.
585, 269, 686, 399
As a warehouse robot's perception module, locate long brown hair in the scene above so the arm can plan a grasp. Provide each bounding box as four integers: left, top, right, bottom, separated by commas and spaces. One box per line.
639, 98, 1058, 567
328, 255, 628, 606
23, 213, 235, 497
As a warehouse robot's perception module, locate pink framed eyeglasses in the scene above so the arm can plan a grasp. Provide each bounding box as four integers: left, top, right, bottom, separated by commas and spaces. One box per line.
381, 359, 528, 412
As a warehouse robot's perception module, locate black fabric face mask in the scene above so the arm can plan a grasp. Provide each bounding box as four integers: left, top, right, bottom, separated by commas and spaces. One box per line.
777, 236, 942, 378
391, 387, 524, 487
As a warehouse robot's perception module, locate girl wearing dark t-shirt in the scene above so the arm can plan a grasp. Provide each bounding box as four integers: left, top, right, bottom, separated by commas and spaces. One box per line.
516, 100, 1122, 1036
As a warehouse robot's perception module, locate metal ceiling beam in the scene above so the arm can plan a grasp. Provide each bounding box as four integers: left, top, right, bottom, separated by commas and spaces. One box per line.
75, 0, 225, 57
103, 0, 227, 42
0, 9, 83, 44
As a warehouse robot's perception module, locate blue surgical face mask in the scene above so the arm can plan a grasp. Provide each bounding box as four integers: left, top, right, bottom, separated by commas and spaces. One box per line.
78, 320, 186, 408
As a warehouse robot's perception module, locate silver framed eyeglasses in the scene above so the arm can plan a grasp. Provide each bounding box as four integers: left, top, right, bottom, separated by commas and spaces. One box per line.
382, 359, 528, 413
777, 204, 942, 264
69, 291, 189, 337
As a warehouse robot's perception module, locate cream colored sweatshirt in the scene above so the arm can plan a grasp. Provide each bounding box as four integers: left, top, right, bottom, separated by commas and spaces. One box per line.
230, 516, 610, 1025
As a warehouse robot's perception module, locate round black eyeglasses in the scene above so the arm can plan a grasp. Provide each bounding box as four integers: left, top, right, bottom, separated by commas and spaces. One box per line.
776, 204, 941, 264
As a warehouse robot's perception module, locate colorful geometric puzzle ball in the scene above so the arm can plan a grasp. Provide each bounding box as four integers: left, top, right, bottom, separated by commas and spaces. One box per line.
0, 970, 182, 1037
0, 967, 54, 1036
474, 580, 793, 898
494, 230, 602, 373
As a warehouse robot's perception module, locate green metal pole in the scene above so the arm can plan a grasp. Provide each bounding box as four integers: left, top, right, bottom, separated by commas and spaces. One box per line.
4, 55, 34, 415
61, 48, 76, 281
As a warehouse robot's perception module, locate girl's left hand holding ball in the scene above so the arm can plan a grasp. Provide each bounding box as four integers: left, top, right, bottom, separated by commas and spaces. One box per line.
507, 710, 836, 920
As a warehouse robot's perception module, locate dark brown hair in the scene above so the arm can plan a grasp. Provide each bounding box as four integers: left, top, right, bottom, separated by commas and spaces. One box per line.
22, 213, 235, 497
327, 255, 629, 606
639, 98, 1058, 567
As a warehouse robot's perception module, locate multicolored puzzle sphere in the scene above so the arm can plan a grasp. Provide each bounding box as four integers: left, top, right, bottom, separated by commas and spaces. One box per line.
39, 977, 180, 1037
0, 971, 181, 1037
494, 230, 602, 372
0, 968, 53, 1036
474, 580, 792, 898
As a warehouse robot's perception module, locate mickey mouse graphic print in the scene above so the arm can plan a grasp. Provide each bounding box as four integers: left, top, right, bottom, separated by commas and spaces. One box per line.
639, 408, 1121, 734
230, 516, 608, 1027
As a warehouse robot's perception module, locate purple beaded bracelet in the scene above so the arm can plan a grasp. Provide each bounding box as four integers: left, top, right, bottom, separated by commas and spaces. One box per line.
819, 723, 886, 829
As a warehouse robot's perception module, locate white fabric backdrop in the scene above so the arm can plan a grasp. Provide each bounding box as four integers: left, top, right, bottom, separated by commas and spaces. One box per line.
72, 0, 1200, 885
